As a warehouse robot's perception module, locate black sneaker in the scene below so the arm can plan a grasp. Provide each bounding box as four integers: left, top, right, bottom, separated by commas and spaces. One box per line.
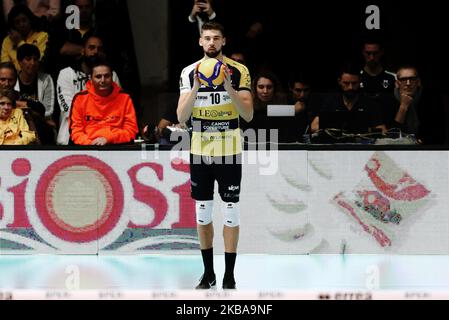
222, 276, 236, 290
195, 273, 216, 289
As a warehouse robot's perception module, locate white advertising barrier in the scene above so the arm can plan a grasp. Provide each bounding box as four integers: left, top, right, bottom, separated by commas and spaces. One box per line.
0, 151, 196, 254
242, 150, 449, 254
0, 150, 448, 254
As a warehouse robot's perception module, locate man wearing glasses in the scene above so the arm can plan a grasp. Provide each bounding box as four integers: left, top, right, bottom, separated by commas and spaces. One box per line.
391, 65, 445, 144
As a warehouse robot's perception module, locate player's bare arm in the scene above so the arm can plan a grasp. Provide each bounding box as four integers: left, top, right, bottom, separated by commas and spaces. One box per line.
177, 65, 201, 123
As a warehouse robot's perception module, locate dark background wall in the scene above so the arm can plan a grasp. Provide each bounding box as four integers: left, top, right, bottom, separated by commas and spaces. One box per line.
168, 0, 449, 94
2, 1, 447, 129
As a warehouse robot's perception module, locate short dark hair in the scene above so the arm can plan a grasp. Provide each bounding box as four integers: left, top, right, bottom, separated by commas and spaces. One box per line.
17, 44, 41, 62
88, 56, 113, 75
0, 62, 18, 79
0, 88, 17, 107
82, 34, 103, 47
338, 62, 362, 78
288, 72, 311, 88
7, 4, 39, 31
361, 31, 385, 49
363, 39, 384, 50
201, 21, 225, 37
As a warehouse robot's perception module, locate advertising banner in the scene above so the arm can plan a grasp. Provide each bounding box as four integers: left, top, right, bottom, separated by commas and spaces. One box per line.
0, 150, 447, 254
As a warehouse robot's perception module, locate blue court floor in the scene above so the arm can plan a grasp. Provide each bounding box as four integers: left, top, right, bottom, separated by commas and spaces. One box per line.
1, 254, 449, 291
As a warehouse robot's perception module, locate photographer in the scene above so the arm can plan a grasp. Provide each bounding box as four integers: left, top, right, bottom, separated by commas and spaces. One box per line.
188, 0, 216, 34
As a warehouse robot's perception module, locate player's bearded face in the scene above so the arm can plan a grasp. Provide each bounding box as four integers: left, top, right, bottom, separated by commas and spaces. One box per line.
205, 48, 221, 58
200, 30, 225, 59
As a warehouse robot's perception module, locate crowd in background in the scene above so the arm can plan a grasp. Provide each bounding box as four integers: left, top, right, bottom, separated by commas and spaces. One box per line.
160, 0, 449, 146
1, 0, 449, 146
0, 0, 140, 146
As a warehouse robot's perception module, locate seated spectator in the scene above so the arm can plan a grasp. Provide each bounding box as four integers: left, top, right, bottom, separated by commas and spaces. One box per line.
0, 61, 52, 144
14, 44, 55, 126
0, 62, 45, 117
56, 35, 121, 145
0, 88, 36, 145
0, 62, 17, 91
3, 0, 61, 21
143, 100, 190, 145
1, 4, 48, 71
69, 58, 138, 145
153, 104, 179, 145
311, 64, 386, 134
389, 65, 445, 145
242, 70, 302, 143
243, 71, 284, 126
288, 73, 313, 118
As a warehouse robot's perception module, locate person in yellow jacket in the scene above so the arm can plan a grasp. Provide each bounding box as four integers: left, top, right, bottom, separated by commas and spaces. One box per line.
1, 4, 48, 72
0, 88, 36, 145
70, 59, 138, 145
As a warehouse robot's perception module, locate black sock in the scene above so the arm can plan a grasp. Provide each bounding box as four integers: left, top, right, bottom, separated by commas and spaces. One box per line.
224, 252, 237, 280
201, 248, 214, 277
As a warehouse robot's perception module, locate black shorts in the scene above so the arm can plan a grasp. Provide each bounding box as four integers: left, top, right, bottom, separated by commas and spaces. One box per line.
190, 154, 242, 203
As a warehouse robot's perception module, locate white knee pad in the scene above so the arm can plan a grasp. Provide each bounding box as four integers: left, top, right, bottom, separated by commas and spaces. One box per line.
196, 201, 214, 225
222, 201, 240, 227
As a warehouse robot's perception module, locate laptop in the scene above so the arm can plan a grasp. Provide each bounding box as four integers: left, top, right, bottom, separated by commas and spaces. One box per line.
319, 109, 370, 134
267, 105, 295, 117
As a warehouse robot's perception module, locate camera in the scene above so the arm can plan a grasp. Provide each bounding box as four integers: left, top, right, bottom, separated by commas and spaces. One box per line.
197, 0, 209, 20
